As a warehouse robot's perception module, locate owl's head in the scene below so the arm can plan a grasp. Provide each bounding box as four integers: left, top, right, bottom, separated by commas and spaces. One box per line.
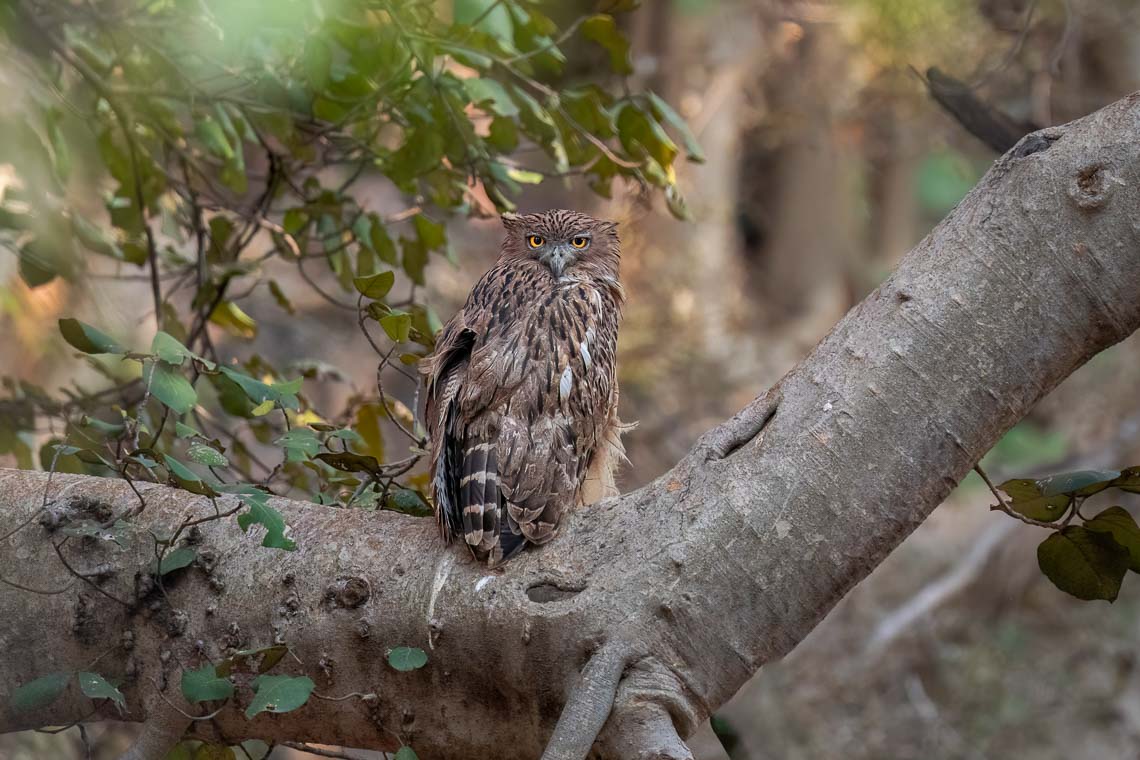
501, 209, 619, 279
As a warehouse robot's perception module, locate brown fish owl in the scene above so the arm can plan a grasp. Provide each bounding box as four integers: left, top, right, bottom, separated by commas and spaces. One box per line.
421, 209, 626, 565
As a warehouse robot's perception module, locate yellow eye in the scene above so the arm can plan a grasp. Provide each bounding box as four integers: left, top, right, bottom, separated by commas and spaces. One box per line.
570, 236, 589, 249
527, 235, 545, 248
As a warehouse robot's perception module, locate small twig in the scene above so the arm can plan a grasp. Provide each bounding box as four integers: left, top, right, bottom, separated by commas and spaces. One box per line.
52, 539, 132, 607
973, 464, 1074, 529
312, 690, 378, 703
0, 573, 75, 595
147, 677, 226, 722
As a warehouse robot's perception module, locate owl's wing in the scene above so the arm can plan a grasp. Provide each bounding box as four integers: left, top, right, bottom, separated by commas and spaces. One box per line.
422, 311, 478, 543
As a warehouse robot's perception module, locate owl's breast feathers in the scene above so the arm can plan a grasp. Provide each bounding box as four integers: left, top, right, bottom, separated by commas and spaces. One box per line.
422, 259, 625, 565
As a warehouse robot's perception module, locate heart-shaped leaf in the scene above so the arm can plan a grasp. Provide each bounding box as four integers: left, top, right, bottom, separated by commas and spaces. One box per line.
180, 664, 235, 703
59, 318, 125, 354
1083, 506, 1140, 572
1038, 526, 1130, 602
244, 674, 314, 719
10, 672, 70, 712
996, 479, 1071, 521
387, 647, 428, 672
159, 546, 197, 575
144, 361, 197, 415
353, 271, 395, 300
78, 671, 126, 711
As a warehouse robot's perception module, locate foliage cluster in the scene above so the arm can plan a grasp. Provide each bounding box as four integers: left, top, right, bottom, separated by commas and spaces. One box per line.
0, 0, 699, 754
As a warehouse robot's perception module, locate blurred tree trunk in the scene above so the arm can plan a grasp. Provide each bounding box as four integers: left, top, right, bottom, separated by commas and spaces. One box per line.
737, 17, 856, 328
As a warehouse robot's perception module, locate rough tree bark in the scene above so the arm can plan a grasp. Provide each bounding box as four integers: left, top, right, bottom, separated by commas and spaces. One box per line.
2, 91, 1140, 760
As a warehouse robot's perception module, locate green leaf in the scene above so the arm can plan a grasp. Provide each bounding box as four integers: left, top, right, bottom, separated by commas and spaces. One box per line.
164, 741, 194, 760
62, 519, 130, 547
59, 318, 125, 354
464, 78, 519, 117
163, 455, 219, 497
401, 237, 428, 285
176, 422, 201, 439
616, 103, 678, 172
647, 92, 705, 163
209, 302, 258, 339
152, 332, 193, 366
380, 312, 413, 343
368, 216, 399, 265
487, 117, 519, 153
144, 361, 198, 415
10, 672, 71, 712
251, 399, 275, 416
327, 428, 365, 446
387, 647, 428, 672
188, 442, 228, 468
268, 280, 296, 315
215, 644, 288, 678
1111, 467, 1140, 494
237, 499, 296, 550
275, 428, 320, 463
386, 488, 432, 517
581, 14, 633, 74
394, 748, 419, 760
192, 744, 235, 760
244, 675, 314, 719
314, 451, 382, 475
996, 479, 1071, 521
355, 403, 385, 461
1037, 526, 1130, 602
507, 168, 544, 184
353, 271, 396, 300
78, 672, 126, 711
1084, 506, 1140, 572
159, 546, 197, 575
413, 214, 446, 249
1037, 469, 1121, 497
180, 664, 235, 704
219, 367, 302, 410
195, 116, 235, 160
455, 0, 513, 40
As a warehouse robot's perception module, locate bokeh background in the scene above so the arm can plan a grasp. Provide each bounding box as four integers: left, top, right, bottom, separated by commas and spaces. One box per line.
4, 0, 1140, 758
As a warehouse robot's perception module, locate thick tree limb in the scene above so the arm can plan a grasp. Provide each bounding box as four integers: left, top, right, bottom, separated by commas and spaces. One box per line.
3, 92, 1140, 759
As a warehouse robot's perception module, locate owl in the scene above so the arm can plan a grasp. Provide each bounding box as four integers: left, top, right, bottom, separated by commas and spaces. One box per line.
420, 209, 626, 565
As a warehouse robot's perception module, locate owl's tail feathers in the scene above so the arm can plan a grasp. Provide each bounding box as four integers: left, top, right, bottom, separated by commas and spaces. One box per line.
460, 439, 500, 553
487, 516, 527, 567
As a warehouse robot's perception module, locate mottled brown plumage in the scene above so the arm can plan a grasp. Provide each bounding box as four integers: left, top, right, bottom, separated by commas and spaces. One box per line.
421, 210, 626, 565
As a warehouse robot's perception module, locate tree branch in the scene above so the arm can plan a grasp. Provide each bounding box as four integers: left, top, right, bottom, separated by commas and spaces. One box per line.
2, 91, 1140, 758
540, 641, 638, 760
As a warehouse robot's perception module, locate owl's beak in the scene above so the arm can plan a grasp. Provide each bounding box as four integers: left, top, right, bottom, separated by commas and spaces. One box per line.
544, 244, 574, 278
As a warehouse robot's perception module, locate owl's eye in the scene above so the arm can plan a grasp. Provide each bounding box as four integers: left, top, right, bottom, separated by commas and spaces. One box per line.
527, 235, 545, 248
570, 236, 590, 249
